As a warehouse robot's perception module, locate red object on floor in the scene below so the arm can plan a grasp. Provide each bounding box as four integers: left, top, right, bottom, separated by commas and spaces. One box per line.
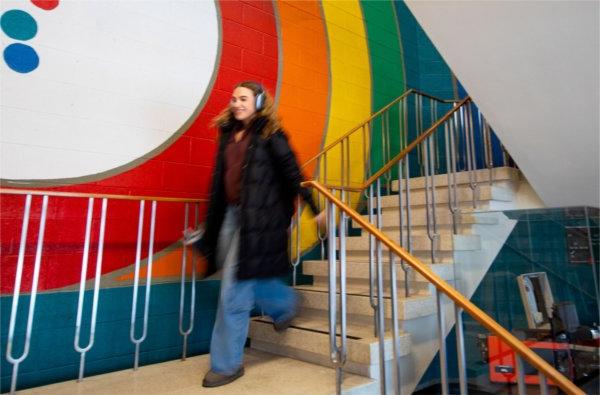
487, 335, 572, 386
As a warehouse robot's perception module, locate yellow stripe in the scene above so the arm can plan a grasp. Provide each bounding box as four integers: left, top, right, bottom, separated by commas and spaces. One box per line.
293, 0, 372, 259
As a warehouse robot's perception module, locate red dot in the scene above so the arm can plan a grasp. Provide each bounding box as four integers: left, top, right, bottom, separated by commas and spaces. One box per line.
31, 0, 59, 10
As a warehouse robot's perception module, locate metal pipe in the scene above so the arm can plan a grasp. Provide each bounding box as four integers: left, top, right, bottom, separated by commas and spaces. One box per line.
319, 152, 329, 259
326, 196, 343, 395
403, 155, 412, 297
436, 289, 449, 395
423, 137, 436, 264
466, 103, 478, 207
292, 196, 301, 286
389, 250, 402, 394
130, 200, 157, 370
538, 372, 549, 395
346, 137, 351, 190
516, 355, 526, 395
130, 200, 145, 369
454, 305, 468, 395
384, 111, 392, 193
398, 159, 410, 298
6, 194, 47, 395
375, 179, 386, 395
368, 184, 378, 336
462, 105, 475, 209
428, 135, 438, 239
449, 110, 460, 234
339, 191, 348, 367
74, 198, 107, 381
479, 109, 494, 186
179, 203, 197, 360
74, 198, 94, 381
444, 122, 456, 235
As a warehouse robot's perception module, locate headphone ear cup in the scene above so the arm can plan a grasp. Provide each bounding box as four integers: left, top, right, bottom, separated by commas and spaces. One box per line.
255, 92, 265, 111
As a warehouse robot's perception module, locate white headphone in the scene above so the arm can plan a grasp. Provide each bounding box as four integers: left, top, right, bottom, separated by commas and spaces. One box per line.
255, 84, 265, 111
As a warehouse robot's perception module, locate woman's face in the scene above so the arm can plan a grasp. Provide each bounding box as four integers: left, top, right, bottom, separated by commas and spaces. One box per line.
230, 86, 257, 125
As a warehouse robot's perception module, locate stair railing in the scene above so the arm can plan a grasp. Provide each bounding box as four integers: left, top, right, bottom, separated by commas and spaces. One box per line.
295, 89, 459, 281
297, 93, 522, 394
0, 188, 207, 394
303, 180, 585, 395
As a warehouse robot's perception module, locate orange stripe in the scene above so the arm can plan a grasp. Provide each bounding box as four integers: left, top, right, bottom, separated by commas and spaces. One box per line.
276, 1, 329, 177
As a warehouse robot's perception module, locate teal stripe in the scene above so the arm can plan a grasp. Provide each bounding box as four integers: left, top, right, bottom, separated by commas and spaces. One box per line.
1, 282, 220, 392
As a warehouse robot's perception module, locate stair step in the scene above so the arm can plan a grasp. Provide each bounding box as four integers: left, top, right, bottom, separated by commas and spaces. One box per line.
357, 211, 499, 231
390, 166, 518, 191
249, 316, 411, 378
294, 285, 436, 321
303, 260, 455, 283
341, 233, 481, 253
378, 183, 514, 209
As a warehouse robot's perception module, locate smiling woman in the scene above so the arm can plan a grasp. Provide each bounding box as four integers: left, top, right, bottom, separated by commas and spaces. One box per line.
0, 0, 219, 181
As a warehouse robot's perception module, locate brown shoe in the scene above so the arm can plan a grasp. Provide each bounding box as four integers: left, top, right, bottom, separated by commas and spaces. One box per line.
273, 294, 303, 332
202, 367, 244, 388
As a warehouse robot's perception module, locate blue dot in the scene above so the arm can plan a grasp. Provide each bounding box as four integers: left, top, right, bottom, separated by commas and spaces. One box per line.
4, 43, 39, 73
1, 10, 37, 41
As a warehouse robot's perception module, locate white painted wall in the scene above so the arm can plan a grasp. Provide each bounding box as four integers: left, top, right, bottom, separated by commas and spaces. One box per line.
1, 0, 219, 180
406, 1, 599, 207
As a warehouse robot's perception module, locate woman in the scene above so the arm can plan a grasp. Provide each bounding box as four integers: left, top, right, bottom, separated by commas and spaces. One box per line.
194, 81, 322, 387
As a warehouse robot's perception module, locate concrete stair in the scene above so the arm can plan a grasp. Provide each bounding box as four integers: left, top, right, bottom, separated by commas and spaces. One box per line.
248, 167, 521, 393
249, 316, 411, 378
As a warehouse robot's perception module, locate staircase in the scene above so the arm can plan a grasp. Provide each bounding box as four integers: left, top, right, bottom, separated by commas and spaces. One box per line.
248, 166, 522, 393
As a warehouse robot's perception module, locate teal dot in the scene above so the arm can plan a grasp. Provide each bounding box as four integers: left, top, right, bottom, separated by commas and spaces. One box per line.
1, 10, 38, 41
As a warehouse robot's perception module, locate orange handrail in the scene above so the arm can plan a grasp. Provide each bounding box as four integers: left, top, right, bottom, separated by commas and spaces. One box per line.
302, 179, 585, 395
0, 188, 207, 203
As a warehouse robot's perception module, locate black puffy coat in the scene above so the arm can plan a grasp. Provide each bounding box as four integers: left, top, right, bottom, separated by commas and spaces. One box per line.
197, 116, 318, 280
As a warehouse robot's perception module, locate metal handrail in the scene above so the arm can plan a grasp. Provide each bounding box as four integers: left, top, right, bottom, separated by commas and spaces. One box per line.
302, 179, 585, 395
300, 88, 457, 172
1, 188, 207, 392
363, 97, 471, 189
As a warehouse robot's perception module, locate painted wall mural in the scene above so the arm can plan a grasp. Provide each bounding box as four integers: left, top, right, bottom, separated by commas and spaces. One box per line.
0, 0, 457, 389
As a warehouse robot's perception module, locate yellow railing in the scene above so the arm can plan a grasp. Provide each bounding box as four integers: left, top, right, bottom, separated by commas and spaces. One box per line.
302, 179, 585, 395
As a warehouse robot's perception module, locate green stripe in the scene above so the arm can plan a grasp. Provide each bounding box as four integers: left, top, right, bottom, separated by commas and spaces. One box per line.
360, 0, 406, 180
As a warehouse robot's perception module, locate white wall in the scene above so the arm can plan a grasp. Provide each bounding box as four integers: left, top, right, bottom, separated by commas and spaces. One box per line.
1, 0, 218, 180
406, 0, 599, 207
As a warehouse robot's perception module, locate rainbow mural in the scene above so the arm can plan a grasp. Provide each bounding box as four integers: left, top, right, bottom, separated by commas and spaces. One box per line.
0, 0, 428, 294
1, 1, 457, 389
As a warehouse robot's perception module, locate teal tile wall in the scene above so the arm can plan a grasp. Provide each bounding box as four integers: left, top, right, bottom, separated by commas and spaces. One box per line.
1, 281, 220, 392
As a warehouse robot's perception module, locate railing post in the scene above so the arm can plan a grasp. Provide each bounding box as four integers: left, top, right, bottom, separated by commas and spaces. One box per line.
538, 372, 549, 395
291, 196, 301, 286
368, 184, 378, 336
375, 179, 386, 395
454, 304, 468, 395
130, 200, 157, 370
179, 203, 197, 360
326, 194, 342, 395
6, 194, 48, 395
389, 250, 402, 394
516, 354, 526, 395
436, 289, 449, 395
74, 197, 107, 381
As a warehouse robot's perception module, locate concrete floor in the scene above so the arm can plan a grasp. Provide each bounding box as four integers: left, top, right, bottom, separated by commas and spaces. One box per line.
18, 349, 376, 395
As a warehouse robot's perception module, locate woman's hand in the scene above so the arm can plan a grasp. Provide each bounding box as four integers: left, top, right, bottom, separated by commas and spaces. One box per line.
182, 227, 204, 246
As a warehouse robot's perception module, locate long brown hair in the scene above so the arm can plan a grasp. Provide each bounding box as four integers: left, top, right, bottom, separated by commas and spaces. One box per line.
212, 81, 280, 138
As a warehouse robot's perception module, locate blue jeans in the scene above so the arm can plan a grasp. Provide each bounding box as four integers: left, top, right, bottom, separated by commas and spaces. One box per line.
209, 205, 297, 375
